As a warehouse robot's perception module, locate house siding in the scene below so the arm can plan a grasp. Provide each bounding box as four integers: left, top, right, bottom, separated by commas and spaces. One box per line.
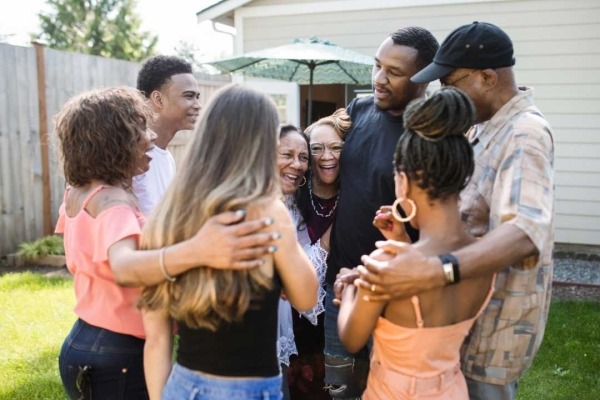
233, 0, 600, 245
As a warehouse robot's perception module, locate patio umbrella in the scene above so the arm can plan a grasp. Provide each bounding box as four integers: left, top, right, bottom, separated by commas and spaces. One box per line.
205, 37, 373, 125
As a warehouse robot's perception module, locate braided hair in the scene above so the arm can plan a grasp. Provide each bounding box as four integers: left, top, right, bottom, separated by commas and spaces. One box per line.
394, 87, 476, 200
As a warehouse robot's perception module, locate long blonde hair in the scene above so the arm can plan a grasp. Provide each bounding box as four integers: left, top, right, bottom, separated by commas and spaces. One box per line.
138, 84, 281, 330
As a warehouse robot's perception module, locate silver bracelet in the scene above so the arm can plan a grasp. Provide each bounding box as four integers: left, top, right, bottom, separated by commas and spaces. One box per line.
159, 247, 176, 282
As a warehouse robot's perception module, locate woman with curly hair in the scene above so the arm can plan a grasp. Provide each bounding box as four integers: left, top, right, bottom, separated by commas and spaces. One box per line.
139, 84, 318, 400
54, 86, 275, 400
338, 87, 495, 399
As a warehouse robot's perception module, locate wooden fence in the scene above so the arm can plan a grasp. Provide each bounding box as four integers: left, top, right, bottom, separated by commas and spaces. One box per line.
0, 43, 229, 257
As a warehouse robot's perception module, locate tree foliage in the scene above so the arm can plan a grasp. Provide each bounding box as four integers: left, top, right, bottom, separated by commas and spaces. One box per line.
34, 0, 158, 62
175, 40, 201, 68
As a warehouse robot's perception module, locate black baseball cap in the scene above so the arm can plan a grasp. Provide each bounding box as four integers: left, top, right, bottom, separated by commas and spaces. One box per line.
411, 21, 515, 83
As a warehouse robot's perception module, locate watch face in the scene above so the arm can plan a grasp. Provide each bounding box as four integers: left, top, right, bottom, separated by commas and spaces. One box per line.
439, 253, 460, 284
441, 262, 455, 284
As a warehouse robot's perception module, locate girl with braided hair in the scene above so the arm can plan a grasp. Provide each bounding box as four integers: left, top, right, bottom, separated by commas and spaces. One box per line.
337, 87, 495, 399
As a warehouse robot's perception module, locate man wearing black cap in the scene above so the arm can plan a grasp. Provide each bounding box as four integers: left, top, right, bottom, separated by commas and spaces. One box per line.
355, 22, 555, 400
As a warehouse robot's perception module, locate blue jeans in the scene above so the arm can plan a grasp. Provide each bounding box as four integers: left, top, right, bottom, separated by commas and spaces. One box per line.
323, 284, 371, 399
58, 318, 148, 400
163, 363, 282, 400
280, 363, 290, 400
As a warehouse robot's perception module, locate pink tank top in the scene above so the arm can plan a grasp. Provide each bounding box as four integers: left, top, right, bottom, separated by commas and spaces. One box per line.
55, 185, 146, 338
363, 277, 495, 400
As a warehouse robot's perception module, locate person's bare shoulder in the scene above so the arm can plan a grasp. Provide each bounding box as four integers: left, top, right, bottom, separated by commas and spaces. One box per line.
86, 186, 138, 217
243, 197, 295, 238
245, 196, 282, 218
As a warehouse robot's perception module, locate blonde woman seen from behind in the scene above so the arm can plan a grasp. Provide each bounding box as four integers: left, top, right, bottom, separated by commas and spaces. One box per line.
139, 84, 318, 400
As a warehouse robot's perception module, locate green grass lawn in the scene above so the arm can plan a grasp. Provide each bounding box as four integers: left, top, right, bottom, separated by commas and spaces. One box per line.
516, 300, 600, 399
0, 272, 76, 400
0, 271, 598, 399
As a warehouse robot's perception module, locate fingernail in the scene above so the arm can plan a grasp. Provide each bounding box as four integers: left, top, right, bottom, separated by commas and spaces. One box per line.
268, 245, 278, 253
271, 232, 282, 240
265, 217, 274, 226
236, 209, 246, 217
363, 295, 370, 302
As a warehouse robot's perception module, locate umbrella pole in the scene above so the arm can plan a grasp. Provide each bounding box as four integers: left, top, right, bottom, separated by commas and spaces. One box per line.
307, 63, 314, 127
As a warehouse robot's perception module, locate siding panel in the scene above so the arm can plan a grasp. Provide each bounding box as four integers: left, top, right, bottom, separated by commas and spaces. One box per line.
556, 200, 600, 216
555, 229, 598, 245
555, 157, 600, 172
533, 85, 600, 100
555, 214, 600, 230
554, 131, 600, 145
556, 171, 600, 188
555, 143, 600, 158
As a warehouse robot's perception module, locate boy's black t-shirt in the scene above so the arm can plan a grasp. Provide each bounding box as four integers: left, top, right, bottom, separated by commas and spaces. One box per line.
326, 96, 419, 284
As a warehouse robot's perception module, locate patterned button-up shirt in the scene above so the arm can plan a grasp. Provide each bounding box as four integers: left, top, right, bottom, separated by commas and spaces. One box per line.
459, 87, 555, 385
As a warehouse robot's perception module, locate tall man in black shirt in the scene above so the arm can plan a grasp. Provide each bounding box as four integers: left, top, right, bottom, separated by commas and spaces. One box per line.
323, 27, 439, 399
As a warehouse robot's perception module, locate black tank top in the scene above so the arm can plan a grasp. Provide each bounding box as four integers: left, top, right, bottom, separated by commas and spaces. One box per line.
176, 274, 282, 377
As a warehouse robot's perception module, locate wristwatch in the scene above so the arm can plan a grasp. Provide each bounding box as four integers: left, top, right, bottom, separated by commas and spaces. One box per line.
439, 253, 460, 285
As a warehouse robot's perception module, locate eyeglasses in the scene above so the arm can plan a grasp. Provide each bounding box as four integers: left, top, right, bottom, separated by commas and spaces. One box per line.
442, 70, 476, 87
310, 141, 344, 157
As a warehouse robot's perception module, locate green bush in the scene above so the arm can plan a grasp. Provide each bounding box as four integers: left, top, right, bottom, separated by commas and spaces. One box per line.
17, 235, 65, 260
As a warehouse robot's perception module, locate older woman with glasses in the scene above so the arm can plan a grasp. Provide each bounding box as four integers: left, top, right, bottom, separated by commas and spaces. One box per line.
287, 108, 351, 398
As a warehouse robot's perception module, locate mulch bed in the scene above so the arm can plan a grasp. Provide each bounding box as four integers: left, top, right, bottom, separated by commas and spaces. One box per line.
0, 263, 72, 279
551, 283, 600, 302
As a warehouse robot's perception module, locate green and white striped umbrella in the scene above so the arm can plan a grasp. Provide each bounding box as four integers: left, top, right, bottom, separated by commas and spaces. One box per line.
205, 37, 373, 124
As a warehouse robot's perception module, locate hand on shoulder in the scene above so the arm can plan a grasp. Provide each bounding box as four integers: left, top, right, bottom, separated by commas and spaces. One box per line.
247, 197, 294, 231
185, 198, 282, 271
354, 241, 443, 301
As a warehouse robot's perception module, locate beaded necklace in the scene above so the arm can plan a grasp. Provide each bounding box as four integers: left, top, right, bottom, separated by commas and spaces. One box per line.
308, 180, 339, 218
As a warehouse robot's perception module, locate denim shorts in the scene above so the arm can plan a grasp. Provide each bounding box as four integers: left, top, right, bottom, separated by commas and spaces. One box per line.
162, 363, 282, 400
58, 318, 148, 399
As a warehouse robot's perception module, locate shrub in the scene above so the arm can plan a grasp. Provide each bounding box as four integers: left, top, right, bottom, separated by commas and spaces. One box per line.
17, 235, 65, 260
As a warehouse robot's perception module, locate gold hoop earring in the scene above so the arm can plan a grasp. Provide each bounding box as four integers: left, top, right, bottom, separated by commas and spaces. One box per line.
391, 198, 416, 222
298, 176, 307, 187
